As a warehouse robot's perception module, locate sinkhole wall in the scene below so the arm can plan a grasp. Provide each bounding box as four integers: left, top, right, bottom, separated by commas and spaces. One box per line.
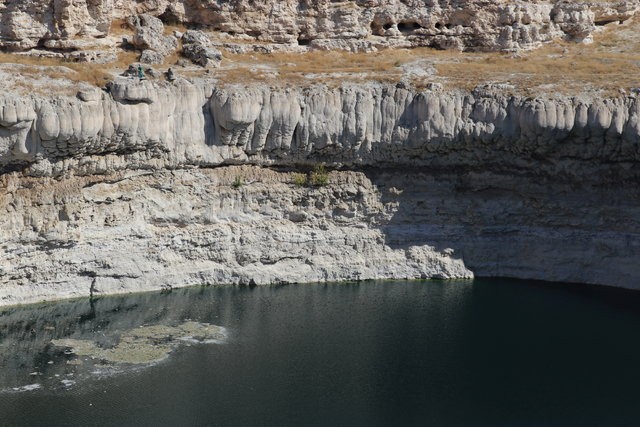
1, 80, 640, 305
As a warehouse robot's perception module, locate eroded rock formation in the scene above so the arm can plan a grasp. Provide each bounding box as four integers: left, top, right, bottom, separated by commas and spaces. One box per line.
1, 0, 639, 53
1, 81, 639, 179
1, 79, 640, 305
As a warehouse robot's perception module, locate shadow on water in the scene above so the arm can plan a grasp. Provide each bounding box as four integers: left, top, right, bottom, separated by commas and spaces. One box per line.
1, 280, 640, 426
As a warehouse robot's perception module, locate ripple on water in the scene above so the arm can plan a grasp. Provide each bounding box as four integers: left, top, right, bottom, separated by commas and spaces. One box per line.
9, 384, 42, 393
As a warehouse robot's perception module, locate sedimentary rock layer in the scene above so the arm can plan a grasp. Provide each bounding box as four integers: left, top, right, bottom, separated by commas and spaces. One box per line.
1, 0, 638, 52
1, 79, 640, 305
0, 167, 473, 306
2, 162, 639, 307
1, 80, 639, 182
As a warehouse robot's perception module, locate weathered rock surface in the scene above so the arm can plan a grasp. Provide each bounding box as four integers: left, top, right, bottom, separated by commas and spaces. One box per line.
1, 0, 639, 53
0, 79, 640, 305
126, 14, 177, 63
0, 167, 473, 306
181, 30, 223, 67
1, 80, 640, 181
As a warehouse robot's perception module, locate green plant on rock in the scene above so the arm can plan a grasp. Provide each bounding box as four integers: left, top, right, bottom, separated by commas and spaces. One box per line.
310, 164, 329, 186
232, 176, 244, 189
292, 172, 307, 187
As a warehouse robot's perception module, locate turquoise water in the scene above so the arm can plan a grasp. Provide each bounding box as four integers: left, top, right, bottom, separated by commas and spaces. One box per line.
1, 279, 640, 426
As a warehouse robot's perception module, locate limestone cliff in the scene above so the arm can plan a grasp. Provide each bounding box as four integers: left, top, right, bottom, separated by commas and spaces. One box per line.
1, 0, 638, 53
1, 81, 639, 180
1, 80, 640, 305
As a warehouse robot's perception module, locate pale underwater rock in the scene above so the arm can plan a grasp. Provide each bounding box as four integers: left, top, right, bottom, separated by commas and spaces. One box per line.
51, 321, 228, 365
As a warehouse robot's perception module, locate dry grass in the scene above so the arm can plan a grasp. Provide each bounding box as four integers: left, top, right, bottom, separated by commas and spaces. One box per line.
0, 11, 638, 95
216, 48, 440, 86
109, 19, 133, 37
212, 15, 640, 95
436, 18, 640, 95
164, 23, 190, 36
0, 50, 139, 87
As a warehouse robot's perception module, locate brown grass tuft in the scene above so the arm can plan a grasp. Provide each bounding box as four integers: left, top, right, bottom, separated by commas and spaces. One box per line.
1, 11, 639, 95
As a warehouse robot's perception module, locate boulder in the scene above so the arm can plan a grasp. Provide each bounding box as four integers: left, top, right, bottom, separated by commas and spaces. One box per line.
139, 49, 165, 65
76, 88, 102, 102
181, 30, 222, 67
127, 14, 177, 61
182, 44, 223, 67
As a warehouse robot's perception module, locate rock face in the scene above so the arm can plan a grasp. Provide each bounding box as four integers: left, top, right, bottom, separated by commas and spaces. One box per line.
1, 0, 639, 52
126, 14, 178, 63
0, 167, 473, 306
181, 30, 223, 67
0, 0, 114, 51
1, 80, 640, 180
1, 79, 640, 305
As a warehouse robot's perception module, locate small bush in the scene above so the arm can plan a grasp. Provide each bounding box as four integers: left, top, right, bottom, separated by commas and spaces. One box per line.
292, 173, 307, 186
310, 164, 329, 187
232, 176, 243, 189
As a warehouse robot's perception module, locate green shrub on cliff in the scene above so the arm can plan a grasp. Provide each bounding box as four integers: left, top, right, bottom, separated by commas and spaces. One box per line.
232, 176, 244, 189
310, 164, 329, 186
293, 173, 307, 187
291, 165, 330, 187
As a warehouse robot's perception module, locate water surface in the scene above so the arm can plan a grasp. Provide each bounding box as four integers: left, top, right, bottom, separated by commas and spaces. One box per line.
1, 279, 640, 426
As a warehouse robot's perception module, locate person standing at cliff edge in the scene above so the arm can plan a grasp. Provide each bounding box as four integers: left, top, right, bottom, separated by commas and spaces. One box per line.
138, 65, 145, 81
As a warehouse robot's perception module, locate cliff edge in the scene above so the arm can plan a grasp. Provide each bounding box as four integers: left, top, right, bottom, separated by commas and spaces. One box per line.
1, 1, 640, 305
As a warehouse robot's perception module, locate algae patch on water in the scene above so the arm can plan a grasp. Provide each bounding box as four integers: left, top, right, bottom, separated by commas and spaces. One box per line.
51, 322, 227, 365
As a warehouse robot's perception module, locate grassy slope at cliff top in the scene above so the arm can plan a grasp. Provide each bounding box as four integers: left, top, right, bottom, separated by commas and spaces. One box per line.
1, 16, 638, 96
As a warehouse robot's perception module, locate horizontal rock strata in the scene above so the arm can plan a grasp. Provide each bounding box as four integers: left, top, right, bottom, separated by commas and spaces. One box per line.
0, 167, 473, 306
0, 79, 639, 305
1, 80, 639, 181
0, 0, 638, 53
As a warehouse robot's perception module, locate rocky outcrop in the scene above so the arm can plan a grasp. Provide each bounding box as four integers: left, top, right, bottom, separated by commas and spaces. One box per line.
1, 1, 639, 53
1, 80, 640, 305
114, 0, 640, 51
126, 14, 178, 64
0, 0, 114, 51
181, 30, 223, 67
1, 80, 639, 181
0, 167, 473, 306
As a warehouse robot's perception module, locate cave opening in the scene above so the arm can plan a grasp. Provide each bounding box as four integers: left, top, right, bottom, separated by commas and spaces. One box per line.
398, 21, 422, 34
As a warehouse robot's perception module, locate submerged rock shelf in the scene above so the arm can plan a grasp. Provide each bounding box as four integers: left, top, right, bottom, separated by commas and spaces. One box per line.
51, 321, 227, 365
0, 290, 229, 392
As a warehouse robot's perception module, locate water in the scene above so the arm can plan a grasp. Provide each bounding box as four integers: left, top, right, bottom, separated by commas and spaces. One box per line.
1, 279, 640, 426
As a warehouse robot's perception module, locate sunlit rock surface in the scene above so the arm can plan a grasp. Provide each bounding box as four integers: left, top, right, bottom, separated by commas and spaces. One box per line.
1, 80, 640, 304
2, 0, 638, 52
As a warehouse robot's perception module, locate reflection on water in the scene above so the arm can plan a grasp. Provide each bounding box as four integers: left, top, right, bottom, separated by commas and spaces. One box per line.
1, 280, 640, 426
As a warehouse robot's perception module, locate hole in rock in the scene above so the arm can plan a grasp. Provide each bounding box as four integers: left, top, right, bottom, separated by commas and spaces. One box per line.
158, 8, 181, 25
594, 19, 619, 26
398, 21, 422, 34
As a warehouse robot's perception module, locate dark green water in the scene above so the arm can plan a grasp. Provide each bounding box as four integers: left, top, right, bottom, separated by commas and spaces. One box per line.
1, 279, 640, 426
